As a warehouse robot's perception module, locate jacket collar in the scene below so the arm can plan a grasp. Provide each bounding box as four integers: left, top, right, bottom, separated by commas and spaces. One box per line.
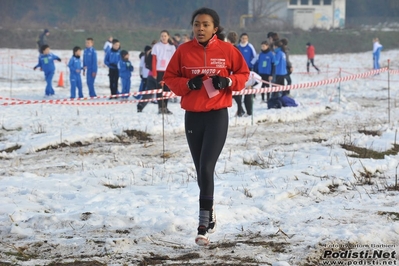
194, 34, 218, 48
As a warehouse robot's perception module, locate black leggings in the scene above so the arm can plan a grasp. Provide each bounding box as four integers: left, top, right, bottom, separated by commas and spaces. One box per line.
185, 108, 228, 210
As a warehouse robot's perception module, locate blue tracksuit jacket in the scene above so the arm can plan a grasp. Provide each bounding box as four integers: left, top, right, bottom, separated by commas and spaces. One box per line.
34, 53, 61, 96
34, 53, 61, 74
104, 48, 121, 69
238, 43, 257, 69
274, 47, 287, 76
255, 49, 275, 75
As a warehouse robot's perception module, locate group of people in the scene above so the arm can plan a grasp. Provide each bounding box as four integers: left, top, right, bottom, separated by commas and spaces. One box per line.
34, 30, 100, 99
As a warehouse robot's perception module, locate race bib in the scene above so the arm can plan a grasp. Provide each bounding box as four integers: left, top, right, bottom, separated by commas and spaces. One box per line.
203, 78, 220, 98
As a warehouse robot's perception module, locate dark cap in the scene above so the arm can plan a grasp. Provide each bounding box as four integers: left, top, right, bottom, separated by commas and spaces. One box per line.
44, 29, 49, 33
306, 42, 311, 46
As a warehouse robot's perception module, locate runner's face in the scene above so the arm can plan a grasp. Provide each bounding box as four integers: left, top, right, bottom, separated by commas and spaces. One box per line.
192, 14, 217, 43
160, 32, 169, 44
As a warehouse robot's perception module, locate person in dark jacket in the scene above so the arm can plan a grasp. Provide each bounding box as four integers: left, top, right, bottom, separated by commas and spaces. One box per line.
37, 29, 50, 53
226, 31, 246, 117
281, 38, 293, 95
118, 50, 134, 99
104, 39, 121, 97
68, 46, 83, 99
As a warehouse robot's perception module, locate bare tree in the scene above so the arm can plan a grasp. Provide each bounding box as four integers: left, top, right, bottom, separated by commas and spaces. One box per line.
247, 0, 288, 29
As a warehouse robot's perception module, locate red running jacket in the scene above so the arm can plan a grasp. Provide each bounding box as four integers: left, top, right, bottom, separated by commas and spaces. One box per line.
164, 35, 250, 112
307, 45, 315, 59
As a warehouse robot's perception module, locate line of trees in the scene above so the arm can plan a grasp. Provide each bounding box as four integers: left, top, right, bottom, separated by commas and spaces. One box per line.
0, 0, 247, 30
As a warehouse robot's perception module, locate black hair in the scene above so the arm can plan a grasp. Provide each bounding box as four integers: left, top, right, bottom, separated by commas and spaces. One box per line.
139, 51, 145, 59
281, 38, 288, 46
274, 40, 283, 48
261, 40, 269, 45
191, 7, 225, 41
240, 32, 248, 38
112, 39, 120, 44
267, 32, 274, 38
73, 46, 81, 55
174, 33, 181, 37
86, 37, 94, 41
40, 44, 49, 53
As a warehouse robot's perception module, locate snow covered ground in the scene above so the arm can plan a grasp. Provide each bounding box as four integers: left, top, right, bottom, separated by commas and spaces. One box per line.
0, 48, 399, 265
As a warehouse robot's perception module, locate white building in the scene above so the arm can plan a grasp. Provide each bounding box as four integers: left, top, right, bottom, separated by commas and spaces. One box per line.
246, 0, 346, 30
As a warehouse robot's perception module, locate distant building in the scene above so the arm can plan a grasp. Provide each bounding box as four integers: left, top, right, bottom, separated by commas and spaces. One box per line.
246, 0, 346, 30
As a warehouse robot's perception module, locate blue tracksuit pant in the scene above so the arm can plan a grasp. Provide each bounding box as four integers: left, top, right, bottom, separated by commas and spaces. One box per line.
70, 73, 83, 98
121, 77, 131, 99
44, 71, 55, 96
86, 69, 97, 97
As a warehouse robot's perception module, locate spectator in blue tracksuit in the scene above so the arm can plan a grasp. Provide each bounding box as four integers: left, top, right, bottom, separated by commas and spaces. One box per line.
254, 41, 275, 102
104, 39, 121, 97
33, 44, 61, 97
372, 37, 383, 70
272, 40, 287, 98
83, 37, 98, 97
68, 46, 83, 99
238, 33, 257, 70
118, 50, 134, 99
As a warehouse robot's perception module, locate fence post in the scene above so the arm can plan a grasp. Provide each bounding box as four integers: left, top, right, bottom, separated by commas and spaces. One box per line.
338, 68, 341, 104
388, 59, 391, 125
10, 56, 13, 98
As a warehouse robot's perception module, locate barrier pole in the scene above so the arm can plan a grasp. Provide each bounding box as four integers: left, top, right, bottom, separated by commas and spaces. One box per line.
10, 56, 13, 98
161, 82, 166, 164
388, 59, 391, 125
338, 68, 342, 104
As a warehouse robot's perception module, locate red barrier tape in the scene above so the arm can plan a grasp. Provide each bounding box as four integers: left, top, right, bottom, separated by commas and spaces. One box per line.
0, 67, 396, 105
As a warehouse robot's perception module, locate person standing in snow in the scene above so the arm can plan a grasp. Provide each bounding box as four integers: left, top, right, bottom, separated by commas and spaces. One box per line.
37, 29, 50, 53
137, 43, 156, 112
237, 33, 257, 71
281, 38, 293, 95
151, 30, 176, 114
306, 42, 320, 73
253, 40, 274, 102
33, 44, 61, 97
226, 31, 245, 117
136, 46, 151, 101
273, 40, 287, 91
118, 50, 134, 99
68, 46, 84, 99
372, 38, 383, 70
104, 39, 121, 98
83, 37, 98, 97
164, 7, 249, 246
